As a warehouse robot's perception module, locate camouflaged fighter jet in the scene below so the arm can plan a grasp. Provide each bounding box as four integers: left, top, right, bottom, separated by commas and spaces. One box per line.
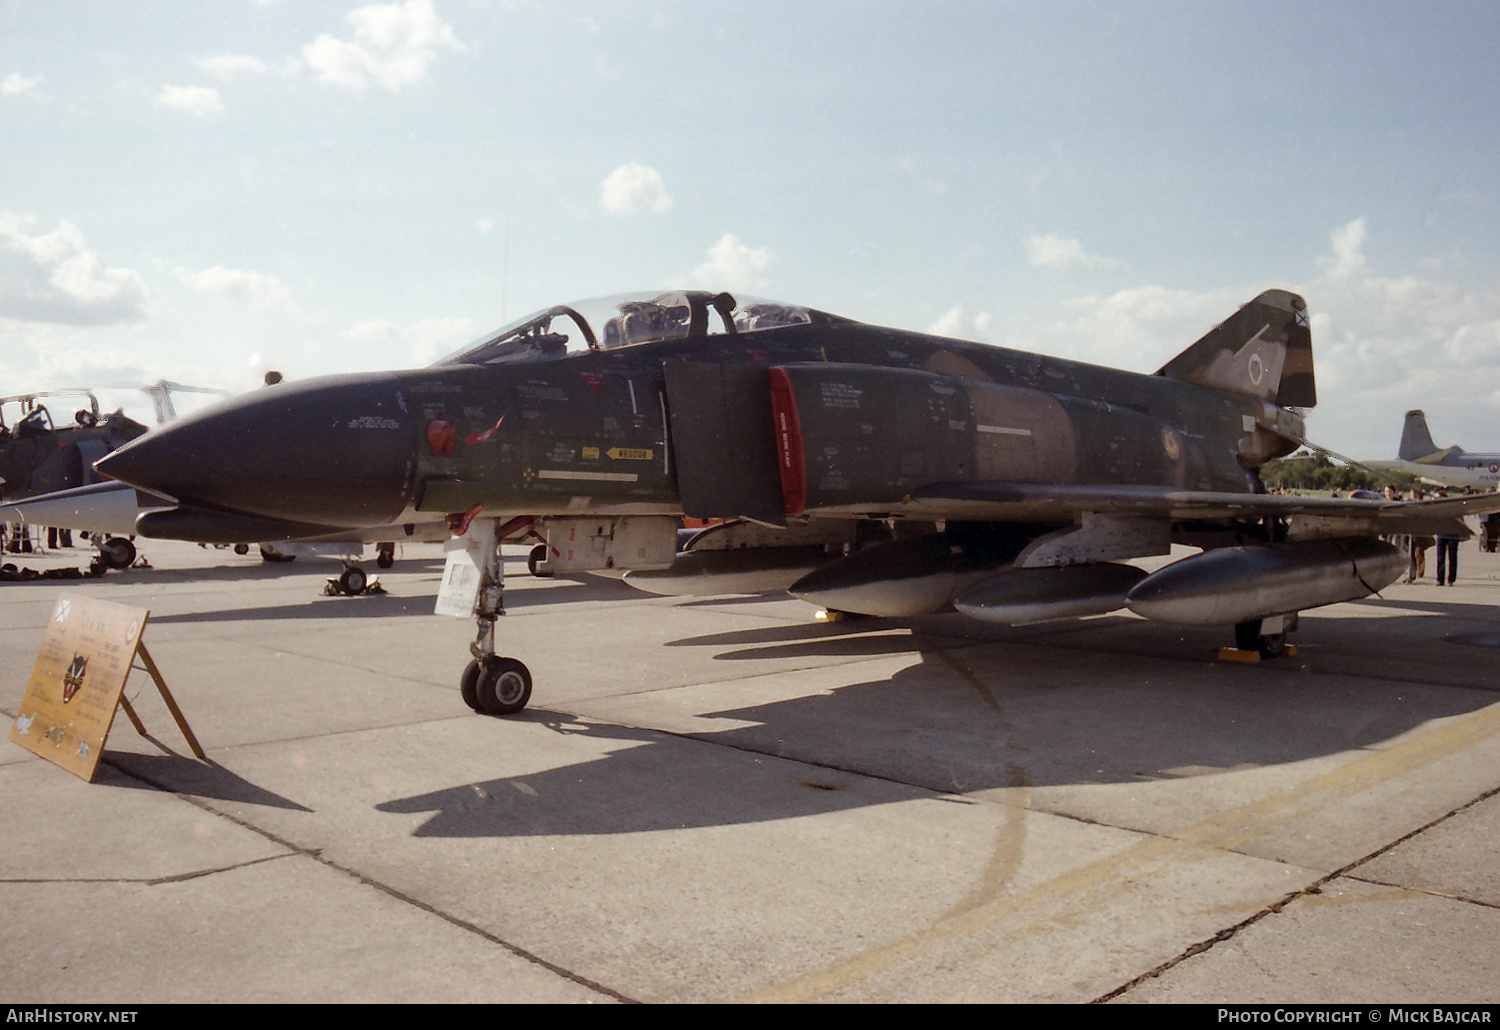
95, 288, 1500, 715
1364, 409, 1500, 492
0, 390, 150, 567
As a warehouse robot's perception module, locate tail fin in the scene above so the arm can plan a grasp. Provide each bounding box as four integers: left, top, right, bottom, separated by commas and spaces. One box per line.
1398, 409, 1449, 462
1156, 289, 1315, 408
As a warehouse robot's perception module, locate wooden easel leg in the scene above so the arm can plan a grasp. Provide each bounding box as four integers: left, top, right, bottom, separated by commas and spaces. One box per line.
133, 642, 207, 760
118, 694, 148, 736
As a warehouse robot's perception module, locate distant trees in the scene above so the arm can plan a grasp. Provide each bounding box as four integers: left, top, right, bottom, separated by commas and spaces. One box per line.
1259, 451, 1411, 493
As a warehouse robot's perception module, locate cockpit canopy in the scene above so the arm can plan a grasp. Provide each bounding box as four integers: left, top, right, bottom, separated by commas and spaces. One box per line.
436, 290, 825, 367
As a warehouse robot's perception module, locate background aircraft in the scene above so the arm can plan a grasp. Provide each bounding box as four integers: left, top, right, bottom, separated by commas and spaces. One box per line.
96, 288, 1500, 716
1364, 410, 1500, 491
0, 390, 150, 566
0, 390, 147, 503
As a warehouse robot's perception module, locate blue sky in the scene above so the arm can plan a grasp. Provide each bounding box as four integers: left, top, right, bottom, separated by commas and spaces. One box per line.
3, 0, 1499, 458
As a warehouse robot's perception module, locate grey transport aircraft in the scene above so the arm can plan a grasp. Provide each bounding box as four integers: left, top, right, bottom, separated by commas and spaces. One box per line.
1365, 409, 1500, 491
96, 288, 1500, 715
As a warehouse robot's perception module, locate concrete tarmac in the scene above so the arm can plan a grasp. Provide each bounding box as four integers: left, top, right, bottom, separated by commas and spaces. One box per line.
1, 538, 1497, 1004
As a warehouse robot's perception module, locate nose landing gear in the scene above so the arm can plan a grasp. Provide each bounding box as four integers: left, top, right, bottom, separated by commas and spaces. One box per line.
449, 519, 533, 716
460, 656, 533, 715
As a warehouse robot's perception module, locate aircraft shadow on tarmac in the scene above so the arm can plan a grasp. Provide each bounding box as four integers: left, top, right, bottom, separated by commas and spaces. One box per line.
373, 606, 1497, 840
146, 593, 439, 624
142, 568, 641, 626
100, 751, 312, 812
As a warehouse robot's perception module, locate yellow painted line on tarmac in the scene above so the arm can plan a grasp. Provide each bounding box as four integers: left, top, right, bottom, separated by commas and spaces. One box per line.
738, 653, 1500, 1003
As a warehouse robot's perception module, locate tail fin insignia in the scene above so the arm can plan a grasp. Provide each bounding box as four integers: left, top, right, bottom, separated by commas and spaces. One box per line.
1156, 290, 1315, 408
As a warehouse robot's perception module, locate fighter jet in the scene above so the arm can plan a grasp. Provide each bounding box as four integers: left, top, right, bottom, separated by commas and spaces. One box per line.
1364, 409, 1500, 491
0, 390, 148, 502
0, 390, 151, 566
96, 288, 1500, 716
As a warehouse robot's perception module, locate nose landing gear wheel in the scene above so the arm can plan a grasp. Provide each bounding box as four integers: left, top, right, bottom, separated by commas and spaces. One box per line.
461, 656, 533, 715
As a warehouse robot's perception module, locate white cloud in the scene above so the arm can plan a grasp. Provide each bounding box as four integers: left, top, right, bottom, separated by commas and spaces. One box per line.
1321, 216, 1368, 282
0, 214, 151, 326
348, 315, 481, 366
176, 266, 291, 310
1, 72, 44, 99
302, 0, 462, 92
1014, 218, 1500, 455
1305, 219, 1500, 403
1024, 233, 1118, 270
1042, 284, 1238, 368
927, 305, 993, 341
688, 234, 774, 291
600, 163, 673, 216
156, 84, 223, 116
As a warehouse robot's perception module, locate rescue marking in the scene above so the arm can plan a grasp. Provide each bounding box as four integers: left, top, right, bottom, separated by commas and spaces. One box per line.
977, 425, 1032, 437
606, 447, 653, 461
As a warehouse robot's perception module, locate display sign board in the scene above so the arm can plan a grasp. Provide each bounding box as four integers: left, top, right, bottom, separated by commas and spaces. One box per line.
10, 596, 148, 781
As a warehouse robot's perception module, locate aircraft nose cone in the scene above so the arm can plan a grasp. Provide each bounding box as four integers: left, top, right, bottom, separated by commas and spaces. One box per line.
96, 372, 418, 528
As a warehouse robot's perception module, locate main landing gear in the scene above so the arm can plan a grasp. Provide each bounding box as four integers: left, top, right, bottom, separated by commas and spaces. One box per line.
457, 519, 533, 716
323, 561, 385, 597
1221, 614, 1299, 662
96, 536, 137, 569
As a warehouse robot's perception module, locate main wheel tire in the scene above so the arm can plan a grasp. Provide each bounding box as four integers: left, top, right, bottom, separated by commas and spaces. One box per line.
1234, 619, 1286, 658
100, 537, 136, 569
527, 544, 553, 577
376, 544, 395, 569
473, 656, 532, 715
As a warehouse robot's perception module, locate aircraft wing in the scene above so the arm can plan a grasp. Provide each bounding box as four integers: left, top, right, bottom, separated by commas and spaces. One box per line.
0, 480, 174, 537
901, 482, 1500, 538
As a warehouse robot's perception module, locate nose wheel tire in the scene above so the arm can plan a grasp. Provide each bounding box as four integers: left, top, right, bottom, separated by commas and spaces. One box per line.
461, 656, 533, 715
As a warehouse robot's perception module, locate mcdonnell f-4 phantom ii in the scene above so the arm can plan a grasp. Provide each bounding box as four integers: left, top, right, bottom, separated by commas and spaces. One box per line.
95, 288, 1500, 715
1365, 409, 1500, 492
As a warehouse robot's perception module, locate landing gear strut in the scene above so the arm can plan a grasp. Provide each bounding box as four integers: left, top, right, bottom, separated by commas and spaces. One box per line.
1224, 614, 1298, 661
458, 519, 533, 715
